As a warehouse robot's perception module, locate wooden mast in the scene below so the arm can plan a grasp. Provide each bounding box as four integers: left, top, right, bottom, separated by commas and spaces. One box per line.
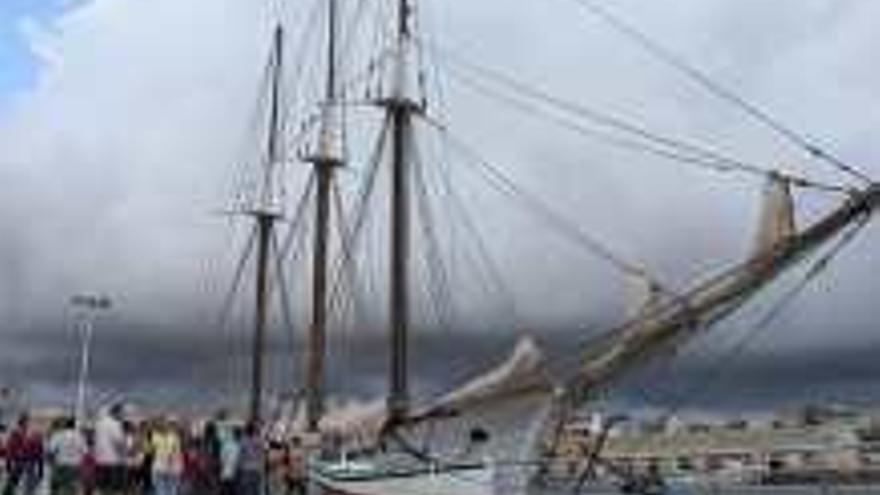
305, 0, 343, 433
249, 24, 284, 424
387, 0, 417, 424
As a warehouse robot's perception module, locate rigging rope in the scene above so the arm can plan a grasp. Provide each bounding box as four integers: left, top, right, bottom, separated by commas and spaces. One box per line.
326, 117, 390, 324
281, 0, 332, 160
215, 224, 258, 400
430, 132, 523, 325
244, 171, 313, 396
332, 177, 379, 330
215, 224, 258, 336
277, 173, 318, 260
412, 141, 458, 331
329, 182, 357, 397
543, 209, 873, 470
270, 229, 301, 387
228, 50, 276, 212
421, 114, 669, 293
658, 211, 871, 416
424, 39, 849, 195
445, 62, 849, 196
415, 23, 498, 328
562, 0, 875, 185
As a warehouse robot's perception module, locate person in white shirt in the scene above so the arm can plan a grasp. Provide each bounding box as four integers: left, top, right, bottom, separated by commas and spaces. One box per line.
219, 426, 241, 495
48, 417, 86, 495
94, 404, 126, 494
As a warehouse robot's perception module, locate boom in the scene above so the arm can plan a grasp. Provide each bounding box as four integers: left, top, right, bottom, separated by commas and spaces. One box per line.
571, 183, 880, 398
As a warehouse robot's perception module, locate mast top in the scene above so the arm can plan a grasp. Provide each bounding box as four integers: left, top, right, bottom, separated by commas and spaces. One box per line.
398, 0, 412, 39
252, 23, 286, 217
375, 0, 423, 112
304, 0, 345, 167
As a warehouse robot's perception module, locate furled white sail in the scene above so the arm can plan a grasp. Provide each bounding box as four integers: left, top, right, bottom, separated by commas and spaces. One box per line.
753, 172, 796, 256
312, 336, 559, 495
427, 335, 555, 413
320, 399, 388, 448
570, 184, 880, 405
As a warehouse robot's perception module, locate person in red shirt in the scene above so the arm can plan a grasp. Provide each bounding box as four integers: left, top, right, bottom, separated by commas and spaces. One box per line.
80, 428, 97, 495
2, 413, 44, 495
282, 436, 307, 495
0, 424, 8, 463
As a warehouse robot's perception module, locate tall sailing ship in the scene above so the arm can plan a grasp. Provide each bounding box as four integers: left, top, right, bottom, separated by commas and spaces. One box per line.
217, 1, 880, 494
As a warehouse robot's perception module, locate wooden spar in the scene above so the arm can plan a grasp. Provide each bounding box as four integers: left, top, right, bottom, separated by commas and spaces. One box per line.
572, 183, 880, 395
388, 95, 412, 423
305, 0, 343, 434
306, 164, 332, 432
250, 213, 274, 423
248, 25, 284, 424
387, 0, 416, 424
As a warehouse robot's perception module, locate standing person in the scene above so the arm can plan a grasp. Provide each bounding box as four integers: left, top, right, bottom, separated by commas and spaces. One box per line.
193, 422, 221, 495
265, 440, 286, 495
218, 427, 240, 495
284, 437, 307, 495
94, 405, 127, 494
149, 417, 183, 495
135, 421, 154, 495
123, 421, 151, 495
0, 424, 7, 489
119, 421, 133, 495
120, 420, 145, 495
236, 423, 264, 495
2, 413, 44, 495
47, 417, 86, 495
180, 431, 200, 495
80, 429, 97, 495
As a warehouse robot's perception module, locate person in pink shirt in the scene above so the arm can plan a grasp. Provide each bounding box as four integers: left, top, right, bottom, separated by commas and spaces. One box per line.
2, 413, 44, 495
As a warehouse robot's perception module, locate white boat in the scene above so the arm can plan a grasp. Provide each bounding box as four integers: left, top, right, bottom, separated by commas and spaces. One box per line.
311, 458, 495, 495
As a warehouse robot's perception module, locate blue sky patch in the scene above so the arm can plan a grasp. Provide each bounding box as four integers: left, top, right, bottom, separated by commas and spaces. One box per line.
0, 0, 79, 97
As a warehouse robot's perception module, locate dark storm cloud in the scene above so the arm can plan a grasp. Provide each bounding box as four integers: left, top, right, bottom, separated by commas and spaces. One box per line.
0, 320, 564, 407
3, 317, 878, 413
618, 333, 880, 412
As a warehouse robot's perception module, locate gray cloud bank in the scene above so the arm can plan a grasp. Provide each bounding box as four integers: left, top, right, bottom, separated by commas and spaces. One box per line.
4, 321, 880, 414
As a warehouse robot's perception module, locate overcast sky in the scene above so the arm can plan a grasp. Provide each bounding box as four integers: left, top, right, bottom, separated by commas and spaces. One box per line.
0, 0, 879, 415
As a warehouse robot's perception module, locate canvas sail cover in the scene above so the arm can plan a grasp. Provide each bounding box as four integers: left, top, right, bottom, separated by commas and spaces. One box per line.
426, 335, 555, 414
753, 172, 796, 256
397, 335, 557, 481
626, 277, 665, 320
319, 399, 388, 448
571, 184, 880, 405
318, 336, 557, 468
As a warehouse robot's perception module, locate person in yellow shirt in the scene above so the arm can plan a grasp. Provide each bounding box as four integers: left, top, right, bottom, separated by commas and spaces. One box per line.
149, 417, 183, 495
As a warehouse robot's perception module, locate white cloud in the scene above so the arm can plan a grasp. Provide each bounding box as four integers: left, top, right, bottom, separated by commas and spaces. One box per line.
0, 0, 283, 322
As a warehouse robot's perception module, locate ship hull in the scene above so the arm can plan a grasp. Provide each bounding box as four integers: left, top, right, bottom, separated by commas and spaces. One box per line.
311, 466, 495, 495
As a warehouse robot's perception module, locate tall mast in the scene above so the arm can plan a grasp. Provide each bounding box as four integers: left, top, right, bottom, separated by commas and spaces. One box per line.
387, 0, 417, 423
249, 24, 284, 424
305, 0, 343, 432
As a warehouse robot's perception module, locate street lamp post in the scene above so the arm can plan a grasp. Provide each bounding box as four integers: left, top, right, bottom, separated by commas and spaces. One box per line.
70, 294, 111, 429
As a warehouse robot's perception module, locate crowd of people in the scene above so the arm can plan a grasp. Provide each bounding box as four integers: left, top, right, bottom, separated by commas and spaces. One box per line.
0, 405, 308, 495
